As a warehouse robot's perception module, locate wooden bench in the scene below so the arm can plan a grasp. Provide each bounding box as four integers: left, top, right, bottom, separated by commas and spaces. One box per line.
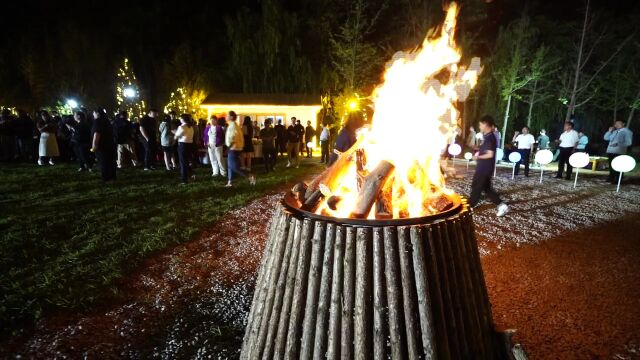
589, 156, 608, 171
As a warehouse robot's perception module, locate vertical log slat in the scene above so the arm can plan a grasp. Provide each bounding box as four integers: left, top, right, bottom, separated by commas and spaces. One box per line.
327, 225, 346, 359
410, 226, 437, 360
354, 227, 373, 360
341, 227, 357, 360
398, 226, 422, 360
300, 221, 327, 359
372, 227, 388, 360
312, 223, 337, 360
383, 226, 406, 360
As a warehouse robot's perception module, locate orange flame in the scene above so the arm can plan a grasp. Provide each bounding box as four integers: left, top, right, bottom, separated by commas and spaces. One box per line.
318, 2, 480, 219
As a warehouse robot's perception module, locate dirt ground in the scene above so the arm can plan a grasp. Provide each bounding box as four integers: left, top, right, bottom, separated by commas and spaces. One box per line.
3, 170, 640, 359
483, 214, 640, 359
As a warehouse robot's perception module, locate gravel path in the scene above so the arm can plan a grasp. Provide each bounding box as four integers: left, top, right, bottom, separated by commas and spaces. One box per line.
4, 166, 640, 358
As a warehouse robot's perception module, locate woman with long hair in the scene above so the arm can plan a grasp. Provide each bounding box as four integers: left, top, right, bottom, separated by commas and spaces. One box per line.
174, 114, 195, 184
241, 116, 254, 171
36, 110, 60, 165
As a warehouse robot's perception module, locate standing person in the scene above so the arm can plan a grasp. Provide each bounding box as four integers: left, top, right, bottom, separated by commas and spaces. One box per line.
319, 123, 330, 164
14, 109, 35, 161
470, 115, 509, 217
555, 121, 579, 180
174, 114, 195, 184
330, 112, 362, 165
225, 111, 255, 187
241, 116, 254, 171
304, 120, 315, 158
113, 111, 140, 168
260, 118, 277, 172
286, 118, 301, 168
604, 119, 633, 183
493, 127, 502, 149
139, 109, 159, 170
55, 112, 72, 161
36, 110, 60, 165
294, 119, 305, 157
207, 116, 227, 177
0, 109, 16, 161
68, 111, 93, 171
537, 129, 550, 150
466, 125, 477, 150
159, 113, 177, 171
514, 126, 535, 177
576, 131, 589, 152
91, 109, 117, 181
274, 119, 287, 156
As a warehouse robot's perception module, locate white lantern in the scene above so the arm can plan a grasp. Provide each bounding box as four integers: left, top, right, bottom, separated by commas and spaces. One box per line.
464, 152, 473, 160
508, 152, 522, 163
495, 148, 504, 162
611, 155, 637, 192
535, 149, 553, 184
569, 152, 590, 188
448, 143, 462, 156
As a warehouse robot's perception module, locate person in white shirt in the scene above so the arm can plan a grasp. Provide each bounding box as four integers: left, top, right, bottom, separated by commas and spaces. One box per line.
555, 121, 579, 180
225, 111, 256, 187
319, 124, 330, 164
174, 114, 195, 184
207, 116, 227, 177
514, 126, 535, 177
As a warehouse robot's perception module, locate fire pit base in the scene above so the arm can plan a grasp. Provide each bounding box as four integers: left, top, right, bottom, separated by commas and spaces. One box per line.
241, 195, 505, 359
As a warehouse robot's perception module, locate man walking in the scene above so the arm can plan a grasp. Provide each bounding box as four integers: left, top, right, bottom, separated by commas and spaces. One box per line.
470, 115, 509, 217
604, 119, 633, 183
305, 120, 315, 158
514, 126, 535, 177
319, 123, 330, 164
286, 118, 301, 168
113, 111, 139, 168
555, 122, 579, 180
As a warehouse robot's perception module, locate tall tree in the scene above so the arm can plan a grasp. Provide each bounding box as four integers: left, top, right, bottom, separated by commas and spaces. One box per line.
518, 45, 559, 128
115, 58, 146, 120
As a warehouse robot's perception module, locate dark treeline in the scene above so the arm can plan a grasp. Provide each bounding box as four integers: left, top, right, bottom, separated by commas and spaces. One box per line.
0, 0, 638, 144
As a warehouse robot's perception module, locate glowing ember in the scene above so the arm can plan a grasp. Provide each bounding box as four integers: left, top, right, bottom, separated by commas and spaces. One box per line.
313, 2, 480, 219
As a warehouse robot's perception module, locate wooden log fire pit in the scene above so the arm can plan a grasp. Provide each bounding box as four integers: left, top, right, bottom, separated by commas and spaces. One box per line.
240, 191, 506, 359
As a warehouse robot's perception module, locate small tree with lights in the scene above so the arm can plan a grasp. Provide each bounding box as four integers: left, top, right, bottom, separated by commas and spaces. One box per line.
163, 87, 207, 119
115, 58, 146, 120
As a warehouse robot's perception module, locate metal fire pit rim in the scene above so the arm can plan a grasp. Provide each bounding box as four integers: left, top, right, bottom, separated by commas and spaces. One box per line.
281, 191, 467, 227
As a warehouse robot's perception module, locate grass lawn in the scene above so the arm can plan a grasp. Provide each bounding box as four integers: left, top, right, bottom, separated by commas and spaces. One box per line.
0, 158, 320, 337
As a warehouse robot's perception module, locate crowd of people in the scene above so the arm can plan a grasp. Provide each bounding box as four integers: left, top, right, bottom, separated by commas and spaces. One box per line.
0, 107, 328, 186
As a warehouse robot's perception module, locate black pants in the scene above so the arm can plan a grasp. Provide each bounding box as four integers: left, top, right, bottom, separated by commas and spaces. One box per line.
470, 170, 502, 207
73, 143, 92, 169
557, 147, 574, 178
514, 149, 531, 176
16, 136, 33, 161
607, 153, 623, 182
263, 147, 277, 172
320, 141, 330, 164
143, 139, 156, 169
178, 142, 192, 182
96, 147, 117, 181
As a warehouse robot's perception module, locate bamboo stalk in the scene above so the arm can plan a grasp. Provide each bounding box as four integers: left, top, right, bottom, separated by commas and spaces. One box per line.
383, 226, 406, 359
312, 223, 337, 360
341, 227, 357, 359
284, 218, 315, 359
398, 226, 422, 360
372, 227, 388, 360
410, 226, 437, 359
326, 225, 346, 359
300, 221, 327, 359
354, 227, 373, 360
272, 218, 303, 359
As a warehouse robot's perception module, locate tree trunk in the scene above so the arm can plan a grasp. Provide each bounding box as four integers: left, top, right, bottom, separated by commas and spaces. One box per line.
501, 93, 512, 148
527, 79, 538, 128
626, 84, 640, 128
565, 0, 590, 122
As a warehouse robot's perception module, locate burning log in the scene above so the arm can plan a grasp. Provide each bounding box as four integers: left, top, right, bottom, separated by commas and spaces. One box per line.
350, 161, 395, 219
355, 149, 368, 191
302, 189, 324, 212
305, 137, 365, 201
326, 195, 342, 211
375, 175, 394, 219
291, 182, 308, 203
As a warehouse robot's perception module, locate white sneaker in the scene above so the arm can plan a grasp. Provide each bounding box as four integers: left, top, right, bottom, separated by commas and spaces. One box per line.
49, 159, 55, 165
286, 162, 291, 168
225, 182, 233, 187
249, 175, 256, 186
496, 203, 509, 217
37, 159, 44, 166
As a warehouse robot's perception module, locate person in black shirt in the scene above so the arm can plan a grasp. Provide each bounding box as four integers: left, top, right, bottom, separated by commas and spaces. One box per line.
274, 119, 287, 156
469, 115, 509, 217
139, 109, 159, 170
286, 117, 301, 168
294, 119, 305, 157
67, 111, 93, 171
91, 108, 117, 181
304, 120, 315, 158
0, 109, 16, 162
260, 118, 277, 172
13, 109, 35, 161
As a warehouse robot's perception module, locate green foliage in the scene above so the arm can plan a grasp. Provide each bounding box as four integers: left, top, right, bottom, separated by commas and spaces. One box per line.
0, 161, 321, 337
